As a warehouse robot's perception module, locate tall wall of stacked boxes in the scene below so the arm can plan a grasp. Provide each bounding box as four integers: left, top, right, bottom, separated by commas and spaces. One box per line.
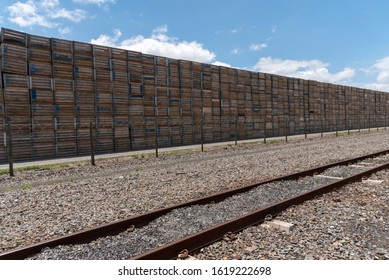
0, 28, 388, 162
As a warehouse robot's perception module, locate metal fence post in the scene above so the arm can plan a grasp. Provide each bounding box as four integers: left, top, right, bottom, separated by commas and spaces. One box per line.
201, 117, 204, 152
6, 123, 14, 177
90, 122, 95, 166
155, 122, 159, 158
234, 117, 238, 146
368, 114, 370, 133
263, 121, 266, 144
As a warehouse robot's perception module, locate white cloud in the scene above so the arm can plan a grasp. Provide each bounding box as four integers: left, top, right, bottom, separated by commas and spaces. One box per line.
7, 0, 54, 28
72, 0, 115, 10
152, 24, 168, 34
249, 43, 267, 51
92, 28, 122, 46
7, 0, 87, 28
41, 0, 59, 9
254, 57, 355, 84
58, 26, 71, 36
231, 48, 240, 55
91, 25, 216, 63
363, 57, 389, 91
212, 61, 231, 67
73, 0, 115, 5
50, 8, 86, 22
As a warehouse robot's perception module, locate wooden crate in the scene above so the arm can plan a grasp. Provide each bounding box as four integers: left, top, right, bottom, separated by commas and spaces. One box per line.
32, 119, 55, 158
31, 102, 54, 116
95, 129, 114, 152
112, 70, 128, 82
51, 38, 72, 52
114, 126, 130, 152
11, 138, 32, 160
28, 61, 52, 77
28, 48, 51, 63
2, 74, 29, 88
74, 41, 93, 55
3, 87, 30, 104
76, 52, 94, 67
53, 62, 74, 79
28, 33, 51, 49
94, 59, 111, 81
1, 28, 27, 46
1, 44, 28, 75
74, 66, 93, 80
127, 51, 143, 83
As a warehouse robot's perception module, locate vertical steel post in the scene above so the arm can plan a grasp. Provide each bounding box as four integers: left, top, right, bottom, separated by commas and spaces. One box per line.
201, 117, 204, 152
155, 123, 159, 158
128, 124, 133, 151
263, 120, 266, 144
374, 115, 380, 131
90, 122, 95, 166
368, 112, 371, 133
235, 117, 238, 146
6, 123, 14, 177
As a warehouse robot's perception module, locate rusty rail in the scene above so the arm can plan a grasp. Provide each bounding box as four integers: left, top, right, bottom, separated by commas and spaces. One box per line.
133, 160, 389, 259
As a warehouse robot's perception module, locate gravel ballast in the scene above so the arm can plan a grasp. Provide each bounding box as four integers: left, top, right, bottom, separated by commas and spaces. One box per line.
27, 176, 338, 259
1, 131, 389, 257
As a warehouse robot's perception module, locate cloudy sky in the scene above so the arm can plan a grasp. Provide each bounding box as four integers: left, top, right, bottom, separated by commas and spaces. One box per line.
1, 0, 389, 91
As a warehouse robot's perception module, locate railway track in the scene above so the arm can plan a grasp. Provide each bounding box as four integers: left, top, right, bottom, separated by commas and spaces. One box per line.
1, 149, 389, 260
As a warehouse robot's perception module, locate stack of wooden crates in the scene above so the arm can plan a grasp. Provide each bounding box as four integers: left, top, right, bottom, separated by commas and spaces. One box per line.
1, 27, 389, 162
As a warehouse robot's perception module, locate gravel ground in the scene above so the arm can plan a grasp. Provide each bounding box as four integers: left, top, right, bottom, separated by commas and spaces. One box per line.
1, 130, 389, 256
321, 165, 367, 178
194, 169, 389, 260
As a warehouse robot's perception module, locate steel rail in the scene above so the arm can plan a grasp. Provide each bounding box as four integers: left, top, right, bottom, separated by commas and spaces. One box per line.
1, 148, 389, 260
132, 159, 389, 259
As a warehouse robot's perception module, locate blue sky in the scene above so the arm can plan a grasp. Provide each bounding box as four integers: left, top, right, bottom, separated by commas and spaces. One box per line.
1, 0, 389, 91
